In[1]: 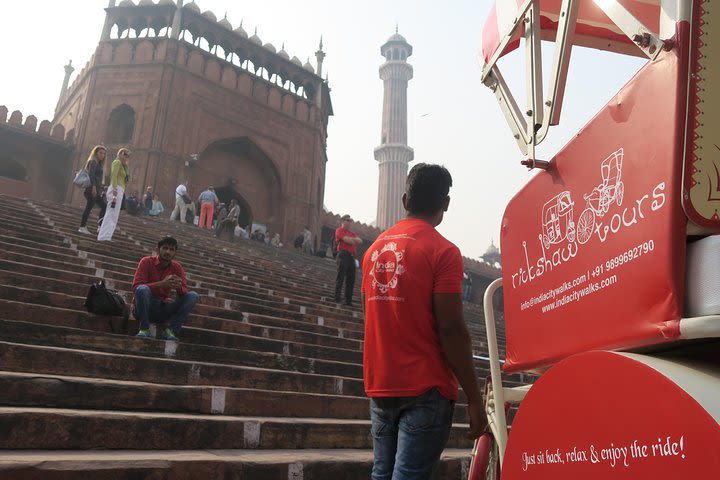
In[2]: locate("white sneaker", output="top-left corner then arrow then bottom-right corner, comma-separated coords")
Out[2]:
78,227 -> 90,234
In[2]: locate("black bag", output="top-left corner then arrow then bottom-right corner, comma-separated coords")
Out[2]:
84,280 -> 130,334
293,235 -> 304,249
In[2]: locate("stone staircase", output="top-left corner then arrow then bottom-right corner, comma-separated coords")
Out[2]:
0,194 -> 520,479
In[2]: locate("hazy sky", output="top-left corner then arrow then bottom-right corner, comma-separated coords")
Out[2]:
0,0 -> 645,259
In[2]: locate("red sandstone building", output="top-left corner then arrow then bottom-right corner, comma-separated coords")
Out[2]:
2,0 -> 331,241
0,0 -> 501,298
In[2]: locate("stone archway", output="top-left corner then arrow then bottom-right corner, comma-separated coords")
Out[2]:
191,138 -> 283,233
214,185 -> 252,228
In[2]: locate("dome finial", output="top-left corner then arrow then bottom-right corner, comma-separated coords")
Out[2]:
315,36 -> 326,76
395,23 -> 398,34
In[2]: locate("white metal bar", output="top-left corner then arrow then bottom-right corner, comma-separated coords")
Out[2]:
474,354 -> 505,364
593,0 -> 664,59
483,278 -> 509,464
678,315 -> 720,340
536,0 -> 579,143
503,384 -> 531,403
484,67 -> 531,155
525,3 -> 544,138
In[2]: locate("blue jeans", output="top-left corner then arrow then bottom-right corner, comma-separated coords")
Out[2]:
370,388 -> 455,480
132,285 -> 199,333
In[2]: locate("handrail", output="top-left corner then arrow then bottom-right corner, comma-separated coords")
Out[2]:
483,278 -> 509,465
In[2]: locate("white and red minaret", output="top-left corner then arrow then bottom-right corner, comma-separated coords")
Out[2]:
374,29 -> 414,230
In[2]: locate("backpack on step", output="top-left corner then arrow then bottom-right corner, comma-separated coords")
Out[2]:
84,280 -> 130,334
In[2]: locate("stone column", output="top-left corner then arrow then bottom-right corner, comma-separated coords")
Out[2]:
374,31 -> 414,230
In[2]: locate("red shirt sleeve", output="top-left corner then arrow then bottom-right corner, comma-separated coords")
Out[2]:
433,245 -> 463,294
132,257 -> 151,294
335,227 -> 343,245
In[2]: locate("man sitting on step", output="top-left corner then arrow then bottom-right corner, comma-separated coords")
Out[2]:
131,236 -> 199,341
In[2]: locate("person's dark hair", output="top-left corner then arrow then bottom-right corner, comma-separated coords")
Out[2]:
404,163 -> 452,214
157,236 -> 178,249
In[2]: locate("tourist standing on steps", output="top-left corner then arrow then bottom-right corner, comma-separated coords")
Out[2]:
334,214 -> 362,306
197,186 -> 218,229
142,186 -> 153,215
78,145 -> 107,234
97,148 -> 131,242
132,236 -> 199,341
462,270 -> 473,301
302,226 -> 313,255
362,164 -> 487,480
170,181 -> 195,223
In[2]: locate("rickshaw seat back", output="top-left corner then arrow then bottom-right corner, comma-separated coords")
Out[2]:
499,43 -> 687,373
495,1 -> 720,373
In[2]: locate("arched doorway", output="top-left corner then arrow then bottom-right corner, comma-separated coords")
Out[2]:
106,104 -> 135,144
191,137 -> 283,233
214,185 -> 252,228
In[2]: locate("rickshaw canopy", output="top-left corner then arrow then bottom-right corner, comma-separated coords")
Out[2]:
481,0 -> 664,66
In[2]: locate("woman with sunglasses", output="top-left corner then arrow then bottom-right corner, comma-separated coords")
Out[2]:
97,148 -> 131,242
78,145 -> 107,234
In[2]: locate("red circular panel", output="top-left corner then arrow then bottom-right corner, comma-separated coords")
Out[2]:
502,351 -> 720,479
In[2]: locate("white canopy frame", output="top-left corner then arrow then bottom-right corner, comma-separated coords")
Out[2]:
481,0 -> 670,169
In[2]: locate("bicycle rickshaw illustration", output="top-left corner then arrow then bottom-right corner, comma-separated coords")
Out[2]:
576,148 -> 625,244
540,191 -> 575,250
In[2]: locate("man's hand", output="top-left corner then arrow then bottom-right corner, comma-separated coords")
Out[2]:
343,236 -> 362,245
466,398 -> 488,439
159,275 -> 181,289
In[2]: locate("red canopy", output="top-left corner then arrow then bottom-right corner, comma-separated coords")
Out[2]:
481,0 -> 662,65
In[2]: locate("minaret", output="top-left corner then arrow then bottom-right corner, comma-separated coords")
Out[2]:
374,29 -> 414,230
315,37 -> 325,78
57,60 -> 75,105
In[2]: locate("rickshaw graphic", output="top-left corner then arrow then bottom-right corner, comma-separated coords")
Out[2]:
576,148 -> 625,244
540,191 -> 575,250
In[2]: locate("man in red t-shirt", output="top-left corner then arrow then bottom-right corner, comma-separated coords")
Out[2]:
334,214 -> 362,305
362,163 -> 486,479
131,236 -> 199,341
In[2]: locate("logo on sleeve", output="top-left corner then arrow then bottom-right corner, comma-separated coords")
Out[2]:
369,242 -> 406,293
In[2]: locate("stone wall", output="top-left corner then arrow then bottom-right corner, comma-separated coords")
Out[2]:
0,106 -> 74,201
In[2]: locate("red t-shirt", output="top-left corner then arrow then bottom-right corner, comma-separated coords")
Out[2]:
361,218 -> 463,400
335,226 -> 358,255
131,256 -> 189,303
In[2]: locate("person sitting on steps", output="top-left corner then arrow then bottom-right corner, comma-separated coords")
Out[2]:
131,236 -> 199,341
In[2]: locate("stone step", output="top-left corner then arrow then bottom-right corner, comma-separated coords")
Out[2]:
0,299 -> 363,361
0,449 -> 471,480
0,259 -> 362,340
0,261 -> 362,350
10,208 -> 363,310
0,341 -> 365,396
0,218 -> 366,322
0,318 -> 363,378
0,371 -> 371,419
0,247 -> 365,334
0,407 -> 473,450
